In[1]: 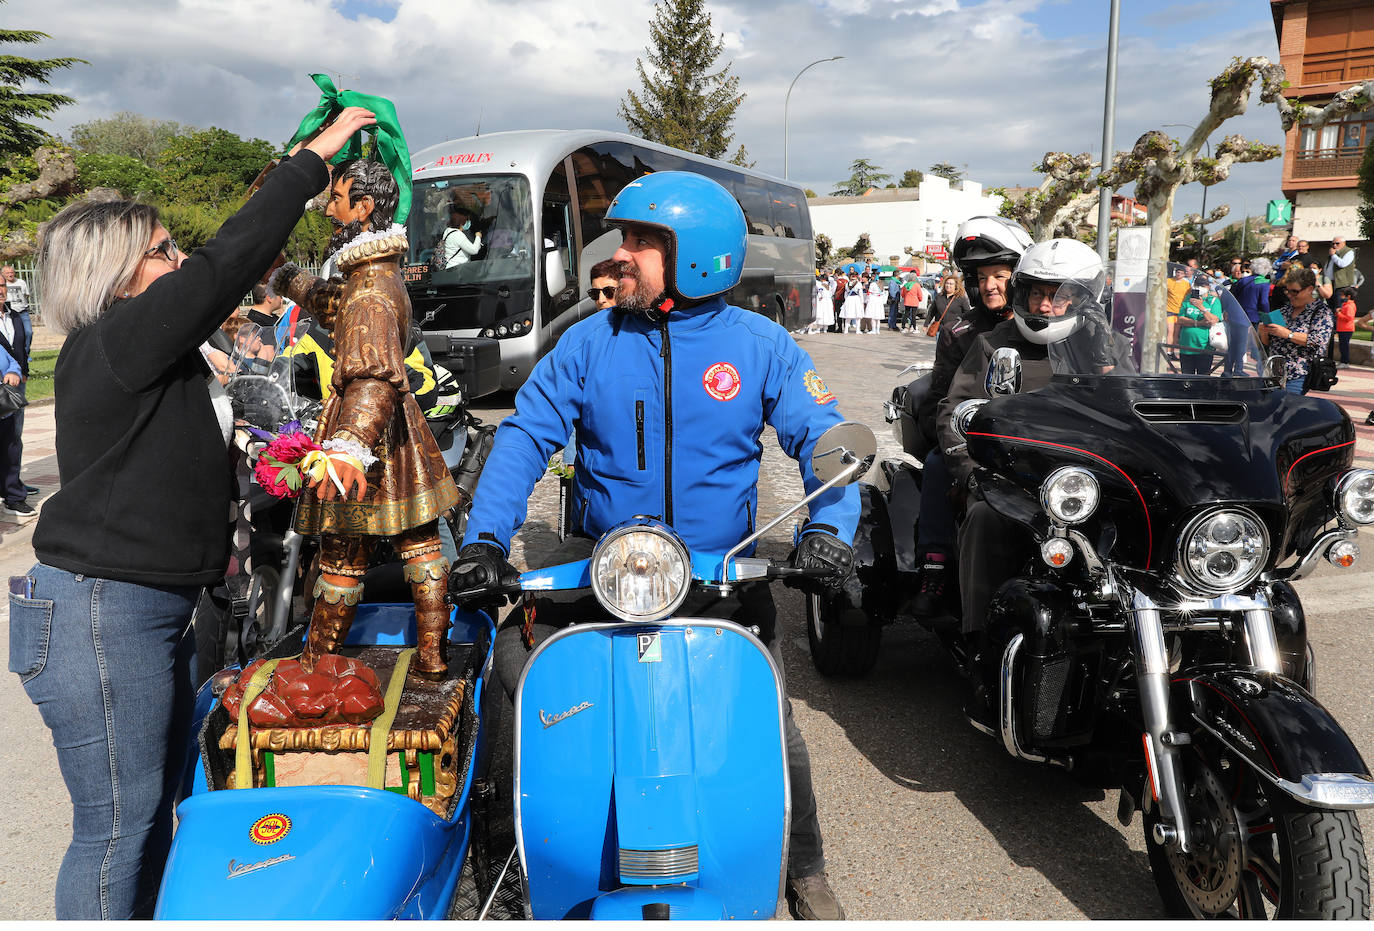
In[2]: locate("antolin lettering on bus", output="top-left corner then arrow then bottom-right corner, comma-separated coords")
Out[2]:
435,153 -> 493,167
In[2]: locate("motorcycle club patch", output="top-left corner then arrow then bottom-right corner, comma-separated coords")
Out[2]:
803,370 -> 835,404
703,361 -> 741,401
249,813 -> 291,845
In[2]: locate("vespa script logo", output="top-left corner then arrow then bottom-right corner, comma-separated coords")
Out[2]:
540,700 -> 594,729
227,853 -> 296,880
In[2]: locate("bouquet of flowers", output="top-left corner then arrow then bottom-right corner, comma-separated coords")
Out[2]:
252,422 -> 321,499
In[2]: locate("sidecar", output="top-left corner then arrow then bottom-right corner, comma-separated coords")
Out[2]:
156,604 -> 495,920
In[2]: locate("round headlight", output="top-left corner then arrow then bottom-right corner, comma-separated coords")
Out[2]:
1040,466 -> 1100,525
590,523 -> 691,622
1176,507 -> 1269,596
1336,469 -> 1374,525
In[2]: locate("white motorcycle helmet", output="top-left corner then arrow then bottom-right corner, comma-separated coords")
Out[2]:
951,216 -> 1033,279
1009,238 -> 1107,345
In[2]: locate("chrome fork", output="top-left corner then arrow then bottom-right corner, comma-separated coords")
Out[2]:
1127,587 -> 1192,852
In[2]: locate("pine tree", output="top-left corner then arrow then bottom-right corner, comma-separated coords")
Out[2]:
0,2 -> 86,160
618,0 -> 749,163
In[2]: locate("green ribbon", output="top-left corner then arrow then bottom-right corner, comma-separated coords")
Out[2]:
286,73 -> 413,225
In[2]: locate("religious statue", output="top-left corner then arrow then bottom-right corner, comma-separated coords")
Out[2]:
272,158 -> 460,679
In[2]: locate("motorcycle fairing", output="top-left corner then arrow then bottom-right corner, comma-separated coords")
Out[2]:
515,619 -> 789,920
967,377 -> 1354,570
1174,669 -> 1374,809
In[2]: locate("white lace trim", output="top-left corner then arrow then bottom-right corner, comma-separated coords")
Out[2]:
324,437 -> 379,470
333,223 -> 408,269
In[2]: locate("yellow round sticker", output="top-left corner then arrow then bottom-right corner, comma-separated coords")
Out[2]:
249,813 -> 291,845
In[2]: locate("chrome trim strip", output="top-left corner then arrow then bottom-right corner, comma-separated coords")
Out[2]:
620,845 -> 699,879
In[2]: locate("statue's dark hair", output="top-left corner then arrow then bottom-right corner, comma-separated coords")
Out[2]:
334,158 -> 398,229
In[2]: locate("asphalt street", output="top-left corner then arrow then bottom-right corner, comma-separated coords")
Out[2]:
2,324 -> 1373,919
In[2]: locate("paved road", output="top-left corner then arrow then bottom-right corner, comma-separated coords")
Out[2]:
2,327 -> 1373,918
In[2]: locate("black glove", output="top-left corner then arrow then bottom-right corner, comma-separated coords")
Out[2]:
787,532 -> 854,595
449,542 -> 519,606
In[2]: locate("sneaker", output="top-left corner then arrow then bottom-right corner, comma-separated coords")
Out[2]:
1366,411 -> 1374,427
910,556 -> 950,618
786,872 -> 845,921
3,500 -> 37,522
23,484 -> 38,496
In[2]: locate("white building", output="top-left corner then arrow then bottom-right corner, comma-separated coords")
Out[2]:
807,176 -> 1005,270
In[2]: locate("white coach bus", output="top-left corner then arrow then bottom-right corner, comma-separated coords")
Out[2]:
404,130 -> 815,392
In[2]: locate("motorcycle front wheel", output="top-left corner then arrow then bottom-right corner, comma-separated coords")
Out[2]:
805,592 -> 881,677
1144,742 -> 1370,919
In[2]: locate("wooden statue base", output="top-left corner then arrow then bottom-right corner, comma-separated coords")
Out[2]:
218,646 -> 467,817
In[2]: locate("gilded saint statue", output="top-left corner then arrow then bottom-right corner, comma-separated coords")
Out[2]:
272,159 -> 460,678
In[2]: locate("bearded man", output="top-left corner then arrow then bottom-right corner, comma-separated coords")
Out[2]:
272,158 -> 460,678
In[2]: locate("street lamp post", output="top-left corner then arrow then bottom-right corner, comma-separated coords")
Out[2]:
784,56 -> 843,180
1163,123 -> 1211,266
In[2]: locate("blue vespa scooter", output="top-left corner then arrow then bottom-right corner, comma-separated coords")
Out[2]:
460,422 -> 875,920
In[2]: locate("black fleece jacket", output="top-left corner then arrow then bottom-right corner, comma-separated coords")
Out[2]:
34,151 -> 330,586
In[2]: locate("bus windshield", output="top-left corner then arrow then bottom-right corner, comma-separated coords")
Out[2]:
405,175 -> 537,328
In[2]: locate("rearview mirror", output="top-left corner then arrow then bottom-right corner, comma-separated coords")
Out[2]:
544,247 -> 567,297
810,421 -> 876,486
986,347 -> 1022,396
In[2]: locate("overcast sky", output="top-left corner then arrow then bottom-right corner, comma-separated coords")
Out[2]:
12,0 -> 1286,233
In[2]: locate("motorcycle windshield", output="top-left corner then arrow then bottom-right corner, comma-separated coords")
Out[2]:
226,320 -> 320,432
1048,262 -> 1271,382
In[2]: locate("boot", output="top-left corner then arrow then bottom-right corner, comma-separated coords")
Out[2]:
407,555 -> 451,680
786,872 -> 846,920
302,577 -> 362,671
910,551 -> 952,619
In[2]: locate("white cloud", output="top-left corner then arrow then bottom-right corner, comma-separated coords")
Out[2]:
10,0 -> 1284,223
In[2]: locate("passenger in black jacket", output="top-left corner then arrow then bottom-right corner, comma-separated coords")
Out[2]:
908,216 -> 1032,617
14,108 -> 375,920
936,239 -> 1129,725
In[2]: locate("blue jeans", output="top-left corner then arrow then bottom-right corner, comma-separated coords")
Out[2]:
916,448 -> 956,554
1284,376 -> 1306,395
9,564 -> 198,919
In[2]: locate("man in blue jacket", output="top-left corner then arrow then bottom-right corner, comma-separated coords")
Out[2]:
454,171 -> 856,920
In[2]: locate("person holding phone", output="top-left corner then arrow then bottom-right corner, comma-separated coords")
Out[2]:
1258,266 -> 1334,395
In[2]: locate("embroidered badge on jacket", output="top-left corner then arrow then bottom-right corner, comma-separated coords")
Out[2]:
803,370 -> 835,404
703,361 -> 741,401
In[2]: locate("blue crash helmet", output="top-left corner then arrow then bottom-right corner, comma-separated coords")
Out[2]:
605,171 -> 747,301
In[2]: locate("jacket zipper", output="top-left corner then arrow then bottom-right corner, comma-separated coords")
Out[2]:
636,400 -> 646,470
659,320 -> 674,525
746,499 -> 753,534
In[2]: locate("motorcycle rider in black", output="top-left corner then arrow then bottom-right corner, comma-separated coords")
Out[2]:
910,217 -> 1032,616
937,238 -> 1131,724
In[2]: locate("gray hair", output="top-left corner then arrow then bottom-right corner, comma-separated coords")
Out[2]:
38,200 -> 160,335
1249,256 -> 1272,278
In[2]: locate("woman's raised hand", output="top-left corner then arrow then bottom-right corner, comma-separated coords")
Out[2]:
303,107 -> 378,163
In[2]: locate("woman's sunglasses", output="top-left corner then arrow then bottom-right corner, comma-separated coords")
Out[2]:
587,286 -> 617,301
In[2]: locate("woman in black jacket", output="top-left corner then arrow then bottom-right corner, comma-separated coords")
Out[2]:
12,108 -> 375,920
927,271 -> 971,332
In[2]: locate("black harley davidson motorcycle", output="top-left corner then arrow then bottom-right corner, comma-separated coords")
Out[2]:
809,264 -> 1374,918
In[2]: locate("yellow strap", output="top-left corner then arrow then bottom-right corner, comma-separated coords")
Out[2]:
234,658 -> 287,789
367,648 -> 416,790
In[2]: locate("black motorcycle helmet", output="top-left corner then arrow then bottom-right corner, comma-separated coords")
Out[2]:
951,216 -> 1033,312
